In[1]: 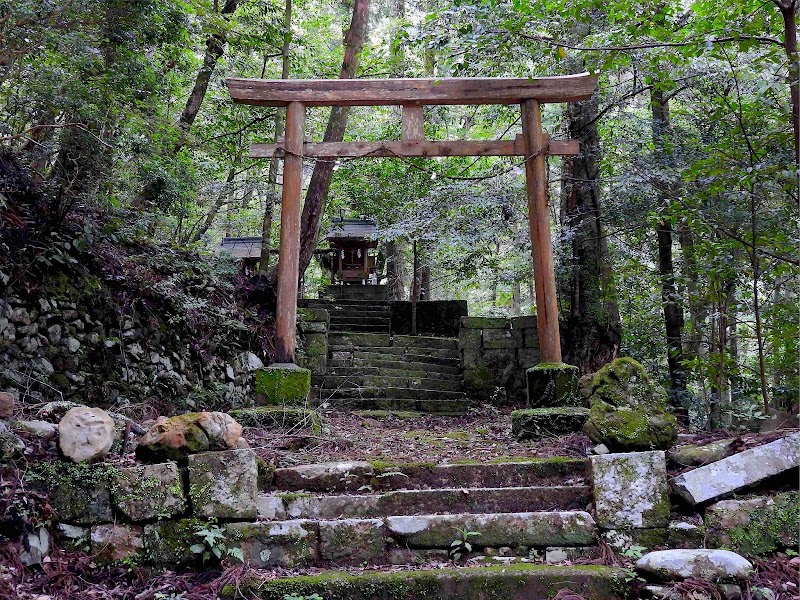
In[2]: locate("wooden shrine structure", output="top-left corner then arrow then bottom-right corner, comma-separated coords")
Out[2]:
227,74 -> 597,364
323,218 -> 380,285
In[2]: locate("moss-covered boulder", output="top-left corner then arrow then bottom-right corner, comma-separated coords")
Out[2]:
511,407 -> 589,440
254,363 -> 311,406
580,358 -> 677,451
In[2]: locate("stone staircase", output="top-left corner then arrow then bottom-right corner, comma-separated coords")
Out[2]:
303,298 -> 469,413
228,457 -> 625,599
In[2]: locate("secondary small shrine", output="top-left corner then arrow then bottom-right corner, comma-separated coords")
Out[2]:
323,218 -> 379,285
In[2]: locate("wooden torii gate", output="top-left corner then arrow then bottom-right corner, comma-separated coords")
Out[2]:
227,74 -> 597,365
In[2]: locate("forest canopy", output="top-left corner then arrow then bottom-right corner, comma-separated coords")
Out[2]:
1,0 -> 798,428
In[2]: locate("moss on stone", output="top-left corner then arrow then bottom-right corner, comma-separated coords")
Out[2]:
254,364 -> 311,406
578,357 -> 667,410
584,400 -> 677,451
511,407 -> 589,440
720,492 -> 799,556
303,333 -> 328,357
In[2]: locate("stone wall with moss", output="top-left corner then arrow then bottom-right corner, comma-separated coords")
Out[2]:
0,265 -> 267,411
459,316 -> 540,404
295,307 -> 329,375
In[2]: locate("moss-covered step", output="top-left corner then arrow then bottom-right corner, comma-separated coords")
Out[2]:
385,511 -> 596,548
224,564 -> 626,600
313,374 -> 463,393
258,485 -> 592,520
351,357 -> 460,375
228,407 -> 325,434
254,363 -> 311,406
511,407 -> 590,440
526,362 -> 582,407
322,386 -> 467,401
328,332 -> 392,348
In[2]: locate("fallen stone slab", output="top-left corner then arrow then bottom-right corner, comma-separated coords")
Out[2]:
671,432 -> 800,505
226,564 -> 628,600
592,451 -> 670,530
705,492 -> 798,556
385,511 -> 597,548
667,438 -> 737,467
636,549 -> 753,581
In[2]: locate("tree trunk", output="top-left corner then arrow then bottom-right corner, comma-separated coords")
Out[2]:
778,0 -> 800,164
386,239 -> 406,300
259,0 -> 292,275
276,0 -> 371,285
559,91 -> 622,373
189,157 -> 238,244
650,89 -> 687,396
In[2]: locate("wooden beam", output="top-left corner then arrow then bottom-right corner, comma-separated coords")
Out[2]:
227,74 -> 597,107
402,104 -> 424,140
250,137 -> 579,159
274,101 -> 305,364
521,98 -> 562,364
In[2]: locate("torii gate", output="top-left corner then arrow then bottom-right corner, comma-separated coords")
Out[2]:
227,74 -> 597,365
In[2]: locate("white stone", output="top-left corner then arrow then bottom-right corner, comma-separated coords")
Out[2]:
257,495 -> 287,520
58,407 -> 115,462
64,337 -> 80,353
636,549 -> 753,581
591,451 -> 669,529
672,432 -> 800,505
19,528 -> 49,566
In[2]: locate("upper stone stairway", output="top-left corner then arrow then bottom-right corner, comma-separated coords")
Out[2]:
303,298 -> 469,413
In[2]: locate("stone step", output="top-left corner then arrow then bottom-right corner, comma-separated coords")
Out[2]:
318,386 -> 467,401
393,335 -> 459,350
329,346 -> 461,362
304,298 -> 390,305
225,512 -> 597,569
328,332 -> 392,348
328,323 -> 390,333
329,315 -> 391,325
327,365 -> 462,381
340,358 -> 460,375
228,564 -> 625,599
268,458 -> 589,492
313,396 -> 469,414
313,375 -> 464,393
258,485 -> 592,520
349,350 -> 460,366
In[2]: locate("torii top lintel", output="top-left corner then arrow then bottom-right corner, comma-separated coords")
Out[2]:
226,73 -> 596,107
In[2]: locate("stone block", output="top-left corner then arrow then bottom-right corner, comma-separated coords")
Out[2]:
672,432 -> 800,505
526,363 -> 581,408
483,327 -> 522,349
298,320 -> 327,333
510,316 -> 538,330
705,492 -> 798,556
319,518 -> 385,564
517,347 -> 540,369
188,448 -> 257,519
668,439 -> 736,467
226,520 -> 318,567
303,333 -> 328,357
545,546 -> 599,564
296,307 -> 330,324
602,528 -> 669,553
385,511 -> 596,548
591,451 -> 670,530
461,316 -> 509,329
328,332 -> 391,348
511,407 -> 589,441
112,462 -> 186,522
47,464 -> 113,524
255,363 -> 311,406
458,329 -> 482,351
461,349 -> 483,370
523,328 -> 540,348
91,524 -> 144,564
143,519 -> 201,566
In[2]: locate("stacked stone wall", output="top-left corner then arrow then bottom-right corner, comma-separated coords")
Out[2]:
459,316 -> 540,404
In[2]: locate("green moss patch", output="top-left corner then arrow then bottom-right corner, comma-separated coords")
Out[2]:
511,407 -> 589,441
254,364 -> 311,406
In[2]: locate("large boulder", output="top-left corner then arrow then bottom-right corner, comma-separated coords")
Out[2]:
58,407 -> 116,463
580,358 -> 677,451
135,411 -> 242,461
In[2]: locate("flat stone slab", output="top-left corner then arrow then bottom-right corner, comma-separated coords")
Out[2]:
385,511 -> 597,548
671,432 -> 800,505
239,564 -> 627,600
636,549 -> 753,581
592,451 -> 670,529
318,518 -> 385,564
272,461 -> 374,492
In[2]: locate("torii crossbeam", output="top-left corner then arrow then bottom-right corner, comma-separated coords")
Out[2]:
226,73 -> 598,365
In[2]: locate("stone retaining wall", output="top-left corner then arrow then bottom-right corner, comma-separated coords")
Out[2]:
459,316 -> 540,404
296,307 -> 329,375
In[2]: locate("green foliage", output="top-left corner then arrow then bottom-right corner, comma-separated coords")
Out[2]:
190,523 -> 244,565
449,528 -> 481,560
